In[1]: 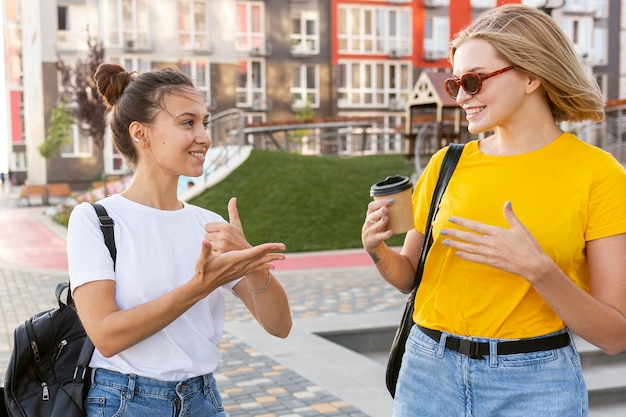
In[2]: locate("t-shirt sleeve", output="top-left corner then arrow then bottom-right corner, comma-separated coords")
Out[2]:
67,202 -> 116,293
586,155 -> 626,241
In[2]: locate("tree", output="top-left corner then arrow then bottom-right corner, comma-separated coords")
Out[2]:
39,102 -> 72,204
56,36 -> 107,184
39,102 -> 72,159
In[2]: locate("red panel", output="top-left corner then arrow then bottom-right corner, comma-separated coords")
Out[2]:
10,90 -> 22,143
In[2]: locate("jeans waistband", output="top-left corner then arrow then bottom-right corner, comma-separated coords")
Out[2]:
417,325 -> 571,359
92,368 -> 214,398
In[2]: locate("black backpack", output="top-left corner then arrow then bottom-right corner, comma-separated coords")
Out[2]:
2,203 -> 116,417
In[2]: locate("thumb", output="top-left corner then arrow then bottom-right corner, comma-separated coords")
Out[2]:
502,201 -> 521,229
228,197 -> 243,229
200,238 -> 213,258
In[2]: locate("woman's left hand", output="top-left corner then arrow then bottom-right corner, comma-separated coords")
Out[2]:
203,197 -> 253,254
441,201 -> 551,282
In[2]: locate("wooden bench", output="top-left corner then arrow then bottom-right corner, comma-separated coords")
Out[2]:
17,183 -> 72,206
47,183 -> 72,203
18,185 -> 47,206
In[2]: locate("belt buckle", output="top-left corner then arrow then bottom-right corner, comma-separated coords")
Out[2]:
458,339 -> 483,359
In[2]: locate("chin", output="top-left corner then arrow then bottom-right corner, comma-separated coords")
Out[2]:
467,123 -> 491,135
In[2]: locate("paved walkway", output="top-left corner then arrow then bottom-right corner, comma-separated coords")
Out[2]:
0,190 -> 403,417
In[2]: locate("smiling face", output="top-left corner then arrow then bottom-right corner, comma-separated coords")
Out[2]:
451,39 -> 526,135
140,87 -> 212,179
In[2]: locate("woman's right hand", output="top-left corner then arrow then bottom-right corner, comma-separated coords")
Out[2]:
361,198 -> 395,252
192,239 -> 285,296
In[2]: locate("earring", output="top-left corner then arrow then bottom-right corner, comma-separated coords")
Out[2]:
134,138 -> 140,143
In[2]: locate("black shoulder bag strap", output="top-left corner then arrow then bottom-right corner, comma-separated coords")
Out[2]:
386,143 -> 465,398
73,203 -> 117,382
413,142 -> 465,290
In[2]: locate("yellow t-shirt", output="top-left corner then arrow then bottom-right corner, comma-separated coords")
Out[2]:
412,133 -> 626,338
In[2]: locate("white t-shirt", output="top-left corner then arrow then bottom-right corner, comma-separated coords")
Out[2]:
67,194 -> 241,381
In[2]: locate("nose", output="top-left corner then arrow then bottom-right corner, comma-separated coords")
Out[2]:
199,127 -> 212,148
455,86 -> 472,104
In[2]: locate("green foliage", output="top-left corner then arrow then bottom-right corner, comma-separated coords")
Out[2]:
190,150 -> 416,252
39,102 -> 73,159
290,97 -> 316,146
295,96 -> 316,121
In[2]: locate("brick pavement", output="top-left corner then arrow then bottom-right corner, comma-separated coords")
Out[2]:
0,197 -> 404,417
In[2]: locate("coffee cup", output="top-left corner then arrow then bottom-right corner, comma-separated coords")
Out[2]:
370,175 -> 414,235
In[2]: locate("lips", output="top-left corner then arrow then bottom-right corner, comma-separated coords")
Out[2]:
189,149 -> 207,160
465,107 -> 484,116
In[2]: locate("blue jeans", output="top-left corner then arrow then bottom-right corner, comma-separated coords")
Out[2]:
86,368 -> 227,417
393,325 -> 588,417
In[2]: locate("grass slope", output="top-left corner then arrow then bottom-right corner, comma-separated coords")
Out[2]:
190,150 -> 416,253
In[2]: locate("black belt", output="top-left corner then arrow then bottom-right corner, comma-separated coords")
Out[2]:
417,325 -> 571,359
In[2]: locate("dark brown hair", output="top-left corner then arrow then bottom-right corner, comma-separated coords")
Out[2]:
94,64 -> 196,168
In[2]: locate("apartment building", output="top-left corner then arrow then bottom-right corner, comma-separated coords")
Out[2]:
0,0 -> 620,189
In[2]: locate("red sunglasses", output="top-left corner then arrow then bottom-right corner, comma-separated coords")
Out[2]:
444,66 -> 514,99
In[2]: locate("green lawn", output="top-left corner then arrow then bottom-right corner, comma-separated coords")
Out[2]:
189,150 -> 419,253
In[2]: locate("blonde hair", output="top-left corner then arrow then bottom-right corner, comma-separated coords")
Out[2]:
449,4 -> 605,123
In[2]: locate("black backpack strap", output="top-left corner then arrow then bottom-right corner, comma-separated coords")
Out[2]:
72,203 -> 118,383
413,143 -> 465,289
91,203 -> 117,268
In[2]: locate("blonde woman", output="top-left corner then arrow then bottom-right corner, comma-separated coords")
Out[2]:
362,5 -> 626,416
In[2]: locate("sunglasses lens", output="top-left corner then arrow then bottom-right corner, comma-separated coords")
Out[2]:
461,74 -> 481,95
445,80 -> 459,98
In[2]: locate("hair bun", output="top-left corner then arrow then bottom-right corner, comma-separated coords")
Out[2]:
94,63 -> 134,107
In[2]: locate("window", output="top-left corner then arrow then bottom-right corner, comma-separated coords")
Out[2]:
337,60 -> 410,108
57,5 -> 73,47
291,64 -> 319,108
58,6 -> 69,31
178,0 -> 209,51
108,56 -> 151,73
562,17 -> 593,58
290,11 -> 319,55
235,1 -> 265,52
236,59 -> 265,107
178,59 -> 211,104
105,0 -> 150,50
424,16 -> 449,58
61,124 -> 93,158
338,5 -> 411,55
470,0 -> 496,8
103,130 -> 128,174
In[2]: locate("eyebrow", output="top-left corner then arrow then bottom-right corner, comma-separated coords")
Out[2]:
171,111 -> 210,120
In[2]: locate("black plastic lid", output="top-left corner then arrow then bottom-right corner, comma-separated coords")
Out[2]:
370,175 -> 412,197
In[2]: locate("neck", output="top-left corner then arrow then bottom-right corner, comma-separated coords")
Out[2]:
122,172 -> 183,210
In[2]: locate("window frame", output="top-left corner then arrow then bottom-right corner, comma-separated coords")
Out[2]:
337,5 -> 412,55
290,10 -> 320,55
235,1 -> 266,52
104,0 -> 151,50
178,0 -> 210,51
291,64 -> 320,108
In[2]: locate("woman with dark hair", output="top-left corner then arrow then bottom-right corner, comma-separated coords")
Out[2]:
67,64 -> 291,417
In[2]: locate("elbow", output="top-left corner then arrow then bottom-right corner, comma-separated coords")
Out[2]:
267,319 -> 292,339
599,343 -> 626,356
93,341 -> 120,358
89,335 -> 123,358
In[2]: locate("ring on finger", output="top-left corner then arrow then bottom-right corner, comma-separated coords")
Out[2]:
367,214 -> 377,224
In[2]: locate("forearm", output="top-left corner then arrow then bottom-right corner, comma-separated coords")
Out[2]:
368,242 -> 416,293
240,271 -> 292,338
530,259 -> 626,355
88,280 -> 213,357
